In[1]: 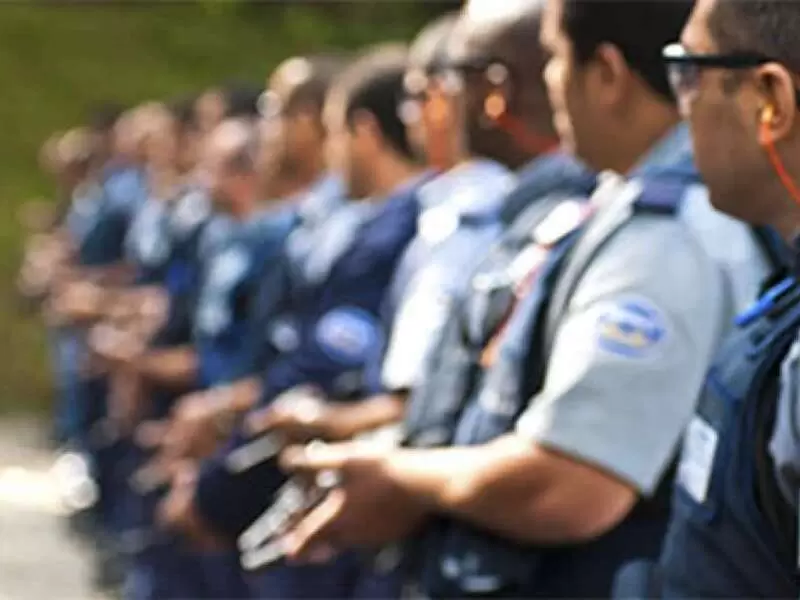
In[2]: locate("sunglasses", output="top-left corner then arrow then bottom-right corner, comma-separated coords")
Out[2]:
403,58 -> 512,100
662,43 -> 800,106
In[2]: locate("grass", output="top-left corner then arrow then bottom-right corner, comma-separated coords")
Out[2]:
0,2 -> 447,414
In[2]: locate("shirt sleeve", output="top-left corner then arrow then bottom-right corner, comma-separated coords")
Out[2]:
515,217 -> 726,495
380,262 -> 454,391
259,302 -> 386,403
382,226 -> 502,391
770,336 -> 800,508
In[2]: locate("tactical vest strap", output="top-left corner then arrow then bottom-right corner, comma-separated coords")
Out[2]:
632,179 -> 686,215
752,226 -> 793,273
543,176 -> 689,359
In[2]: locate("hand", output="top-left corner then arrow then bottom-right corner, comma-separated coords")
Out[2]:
134,287 -> 169,339
160,391 -> 234,461
278,442 -> 428,562
46,280 -> 103,325
88,323 -> 145,368
245,387 -> 332,444
156,460 -> 229,551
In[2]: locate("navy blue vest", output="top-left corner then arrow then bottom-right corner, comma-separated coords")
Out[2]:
404,179 -> 690,599
150,209 -> 217,348
615,278 -> 800,599
194,208 -> 295,388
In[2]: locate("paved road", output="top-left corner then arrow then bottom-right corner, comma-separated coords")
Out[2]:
0,418 -> 104,600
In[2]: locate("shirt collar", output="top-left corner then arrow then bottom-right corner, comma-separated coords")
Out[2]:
418,159 -> 514,217
296,174 -> 345,219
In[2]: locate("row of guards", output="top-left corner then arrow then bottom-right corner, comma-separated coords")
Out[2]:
15,0 -> 800,598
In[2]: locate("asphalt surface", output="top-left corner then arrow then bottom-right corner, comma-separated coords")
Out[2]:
0,418 -> 105,600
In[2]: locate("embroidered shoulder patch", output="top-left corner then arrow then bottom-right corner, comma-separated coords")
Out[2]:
595,296 -> 669,358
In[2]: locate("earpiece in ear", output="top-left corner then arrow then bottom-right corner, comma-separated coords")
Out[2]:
484,92 -> 507,121
759,105 -> 775,145
484,63 -> 510,122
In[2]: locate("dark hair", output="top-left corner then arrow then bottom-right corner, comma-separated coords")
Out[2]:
224,84 -> 263,119
168,96 -> 198,129
562,0 -> 694,101
336,45 -> 415,160
87,103 -> 125,133
281,54 -> 349,114
709,1 -> 800,73
410,12 -> 460,73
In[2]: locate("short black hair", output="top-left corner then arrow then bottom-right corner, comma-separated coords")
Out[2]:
281,55 -> 350,115
224,84 -> 263,119
562,0 -> 694,102
335,44 -> 415,160
409,12 -> 460,73
168,96 -> 198,129
709,1 -> 800,73
87,103 -> 125,134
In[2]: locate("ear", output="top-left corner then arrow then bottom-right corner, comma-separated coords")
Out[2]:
350,109 -> 382,148
754,63 -> 798,144
590,42 -> 634,109
293,104 -> 325,138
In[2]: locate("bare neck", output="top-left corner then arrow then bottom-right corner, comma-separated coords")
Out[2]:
603,100 -> 680,176
365,154 -> 424,200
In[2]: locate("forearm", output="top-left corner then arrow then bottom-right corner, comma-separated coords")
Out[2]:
81,262 -> 138,286
384,435 -> 636,545
221,377 -> 263,414
136,346 -> 198,389
329,392 -> 407,441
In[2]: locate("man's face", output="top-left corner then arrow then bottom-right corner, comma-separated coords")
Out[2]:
677,0 -> 772,221
402,65 -> 465,169
322,93 -> 365,199
540,0 -> 607,170
144,114 -> 180,174
195,90 -> 227,138
323,93 -> 374,199
259,69 -> 324,184
176,126 -> 201,175
199,136 -> 236,213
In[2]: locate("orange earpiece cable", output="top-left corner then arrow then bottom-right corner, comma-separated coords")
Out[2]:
485,89 -> 559,156
761,118 -> 800,207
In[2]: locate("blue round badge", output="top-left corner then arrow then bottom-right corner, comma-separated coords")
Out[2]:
595,298 -> 668,358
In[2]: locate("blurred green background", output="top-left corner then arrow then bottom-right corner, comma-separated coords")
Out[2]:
0,2 -> 457,415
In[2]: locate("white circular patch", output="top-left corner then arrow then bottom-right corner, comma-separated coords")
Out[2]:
315,307 -> 381,365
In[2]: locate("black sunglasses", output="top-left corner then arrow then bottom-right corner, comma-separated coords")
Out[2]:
402,57 -> 514,104
662,43 -> 800,106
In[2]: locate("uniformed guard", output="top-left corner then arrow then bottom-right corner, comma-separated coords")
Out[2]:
243,0 -> 596,477
103,118 -> 294,600
275,0 -> 777,598
158,45 -> 432,600
44,108 -> 149,592
612,0 -> 800,596
125,55 -> 350,475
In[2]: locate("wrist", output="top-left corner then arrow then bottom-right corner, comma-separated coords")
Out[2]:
381,450 -> 438,516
